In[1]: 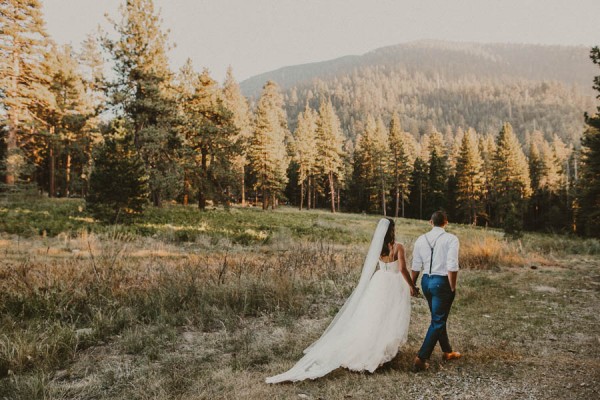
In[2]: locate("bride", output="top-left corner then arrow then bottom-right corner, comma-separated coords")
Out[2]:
266,218 -> 417,383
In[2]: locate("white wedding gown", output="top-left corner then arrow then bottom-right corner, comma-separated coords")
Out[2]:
265,258 -> 411,383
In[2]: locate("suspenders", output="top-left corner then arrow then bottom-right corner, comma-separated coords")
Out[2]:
424,232 -> 446,275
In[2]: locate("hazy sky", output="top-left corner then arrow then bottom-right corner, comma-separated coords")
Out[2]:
43,0 -> 600,82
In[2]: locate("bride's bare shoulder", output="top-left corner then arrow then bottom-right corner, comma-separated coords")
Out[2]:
394,242 -> 405,253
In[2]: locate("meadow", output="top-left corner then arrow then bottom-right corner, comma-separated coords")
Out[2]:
0,197 -> 599,399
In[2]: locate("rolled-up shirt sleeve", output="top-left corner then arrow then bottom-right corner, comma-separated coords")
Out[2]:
447,236 -> 460,272
411,238 -> 423,272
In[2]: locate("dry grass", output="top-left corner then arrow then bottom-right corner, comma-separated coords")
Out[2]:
1,201 -> 599,399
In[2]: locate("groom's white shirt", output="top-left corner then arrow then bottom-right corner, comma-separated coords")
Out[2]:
411,226 -> 459,276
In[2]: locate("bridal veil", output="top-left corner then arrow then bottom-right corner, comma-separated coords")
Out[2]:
265,219 -> 391,383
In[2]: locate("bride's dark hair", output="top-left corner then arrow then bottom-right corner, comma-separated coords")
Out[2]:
380,218 -> 395,257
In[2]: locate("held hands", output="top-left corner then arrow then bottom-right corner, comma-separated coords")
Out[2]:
409,285 -> 421,297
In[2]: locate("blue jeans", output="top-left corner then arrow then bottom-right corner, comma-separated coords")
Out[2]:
418,274 -> 455,360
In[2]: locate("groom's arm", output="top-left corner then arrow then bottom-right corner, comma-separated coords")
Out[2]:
448,271 -> 458,292
410,238 -> 423,286
447,236 -> 460,292
410,270 -> 420,286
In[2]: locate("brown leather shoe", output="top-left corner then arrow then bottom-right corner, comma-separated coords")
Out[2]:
412,356 -> 429,372
442,351 -> 462,361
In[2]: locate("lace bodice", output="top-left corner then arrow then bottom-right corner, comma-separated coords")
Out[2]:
378,259 -> 399,273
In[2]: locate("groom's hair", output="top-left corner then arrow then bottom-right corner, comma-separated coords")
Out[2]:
431,211 -> 448,227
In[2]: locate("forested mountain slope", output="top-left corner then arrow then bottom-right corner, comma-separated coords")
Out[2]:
241,40 -> 597,145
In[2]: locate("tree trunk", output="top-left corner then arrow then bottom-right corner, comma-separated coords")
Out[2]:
5,120 -> 18,186
262,179 -> 267,210
299,179 -> 304,210
241,165 -> 246,206
198,179 -> 206,209
183,170 -> 189,206
401,191 -> 405,218
271,193 -> 275,210
380,177 -> 386,216
419,180 -> 423,219
337,185 -> 341,212
5,49 -> 20,185
312,177 -> 317,209
394,184 -> 400,218
49,134 -> 56,197
153,190 -> 162,207
328,171 -> 336,213
307,176 -> 311,209
379,158 -> 386,216
198,148 -> 208,209
65,148 -> 71,198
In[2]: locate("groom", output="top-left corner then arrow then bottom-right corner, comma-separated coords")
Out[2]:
410,211 -> 461,371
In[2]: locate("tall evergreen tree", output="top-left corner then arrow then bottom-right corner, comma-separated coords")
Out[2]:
0,0 -> 53,185
425,147 -> 447,217
374,117 -> 390,215
78,34 -> 105,196
181,68 -> 238,209
248,81 -> 290,210
492,122 -> 531,236
407,157 -> 427,219
44,44 -> 94,197
103,0 -> 179,206
479,133 -> 496,225
315,99 -> 345,212
455,129 -> 484,224
420,129 -> 448,217
576,46 -> 600,237
175,58 -> 197,206
388,112 -> 414,217
293,103 -> 318,210
353,115 -> 389,214
222,66 -> 252,205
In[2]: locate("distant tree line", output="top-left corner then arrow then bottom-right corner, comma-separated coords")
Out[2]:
1,0 -> 598,237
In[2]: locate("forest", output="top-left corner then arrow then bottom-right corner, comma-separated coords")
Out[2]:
1,0 -> 599,237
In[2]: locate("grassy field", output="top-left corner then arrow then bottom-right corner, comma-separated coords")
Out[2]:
1,198 -> 599,399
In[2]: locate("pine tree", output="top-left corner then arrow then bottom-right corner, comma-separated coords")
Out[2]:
248,81 -> 290,210
79,33 -> 105,112
351,133 -> 373,212
44,44 -> 94,197
407,157 -> 427,219
426,147 -> 447,217
455,129 -> 484,224
374,117 -> 390,215
352,115 -> 389,214
103,0 -> 179,207
492,122 -> 531,236
388,112 -> 414,217
222,66 -> 252,205
87,120 -> 148,224
0,0 -> 53,185
175,58 -> 197,206
315,99 -> 345,212
420,128 -> 448,217
293,103 -> 318,210
181,68 -> 238,209
78,33 -> 105,196
479,133 -> 496,225
576,46 -> 600,237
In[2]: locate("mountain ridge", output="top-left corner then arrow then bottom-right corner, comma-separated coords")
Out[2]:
240,40 -> 595,98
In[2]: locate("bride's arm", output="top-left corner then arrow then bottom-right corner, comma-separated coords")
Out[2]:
396,244 -> 417,296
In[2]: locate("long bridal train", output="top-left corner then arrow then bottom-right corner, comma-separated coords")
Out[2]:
265,219 -> 411,383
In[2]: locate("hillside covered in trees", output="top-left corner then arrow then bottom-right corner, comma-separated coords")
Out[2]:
242,40 -> 597,146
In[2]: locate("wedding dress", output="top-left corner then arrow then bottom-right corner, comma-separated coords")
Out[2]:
265,219 -> 411,383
